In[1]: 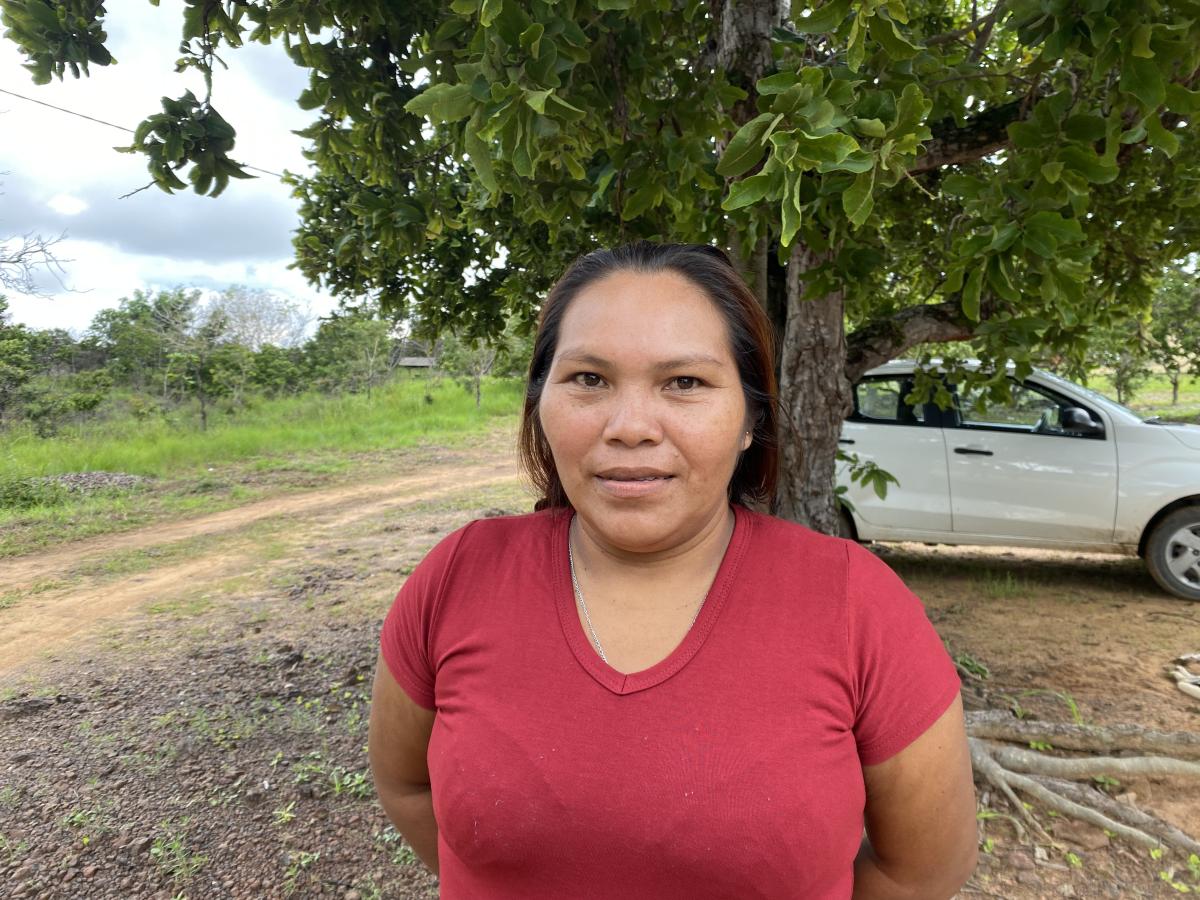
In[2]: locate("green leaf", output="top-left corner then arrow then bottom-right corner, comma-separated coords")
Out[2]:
792,0 -> 851,34
622,183 -> 660,219
1165,83 -> 1200,115
853,117 -> 886,138
716,113 -> 775,177
545,94 -> 587,121
479,0 -> 503,26
464,126 -> 499,195
1040,161 -> 1063,183
524,89 -> 552,114
1007,121 -> 1046,150
597,0 -> 633,8
449,0 -> 479,12
1145,115 -> 1180,158
1063,114 -> 1106,143
1120,56 -> 1166,110
892,83 -> 929,136
842,168 -> 875,227
404,83 -> 474,123
794,131 -> 858,166
757,71 -> 800,95
722,173 -> 773,210
1059,145 -> 1117,184
962,265 -> 983,321
781,187 -> 803,245
1131,24 -> 1154,59
868,15 -> 921,59
1026,210 -> 1083,247
520,23 -> 544,57
847,16 -> 866,72
989,222 -> 1020,252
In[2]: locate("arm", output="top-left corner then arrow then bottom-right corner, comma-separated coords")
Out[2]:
852,695 -> 978,900
368,652 -> 439,875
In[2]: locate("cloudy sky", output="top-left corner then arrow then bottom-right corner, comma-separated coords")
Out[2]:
0,5 -> 342,332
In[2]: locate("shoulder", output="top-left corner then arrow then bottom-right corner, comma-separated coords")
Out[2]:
737,506 -> 856,569
412,508 -> 562,578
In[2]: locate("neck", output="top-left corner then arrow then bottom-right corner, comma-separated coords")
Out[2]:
570,504 -> 737,581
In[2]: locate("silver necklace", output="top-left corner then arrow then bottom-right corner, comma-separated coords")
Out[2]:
567,521 -> 707,665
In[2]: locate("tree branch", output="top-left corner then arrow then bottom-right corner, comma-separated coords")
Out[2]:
844,299 -> 973,382
909,97 -> 1027,175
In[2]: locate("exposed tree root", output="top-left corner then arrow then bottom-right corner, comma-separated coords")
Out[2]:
964,711 -> 1200,854
966,709 -> 1200,758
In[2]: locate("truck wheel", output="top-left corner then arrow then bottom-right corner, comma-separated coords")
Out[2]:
1145,505 -> 1200,601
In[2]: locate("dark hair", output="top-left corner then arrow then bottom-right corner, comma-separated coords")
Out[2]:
518,241 -> 779,509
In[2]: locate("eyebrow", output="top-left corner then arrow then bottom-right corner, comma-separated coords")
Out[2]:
554,350 -> 728,370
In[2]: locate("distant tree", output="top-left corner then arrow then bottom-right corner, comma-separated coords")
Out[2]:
250,344 -> 304,396
209,342 -> 256,408
0,296 -> 33,426
86,288 -> 200,396
1147,266 -> 1200,405
439,317 -> 532,408
208,286 -> 311,351
305,306 -> 398,397
1087,323 -> 1153,406
160,301 -> 229,431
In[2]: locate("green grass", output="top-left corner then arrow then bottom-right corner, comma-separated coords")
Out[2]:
1087,372 -> 1200,422
0,375 -> 522,480
0,376 -> 522,557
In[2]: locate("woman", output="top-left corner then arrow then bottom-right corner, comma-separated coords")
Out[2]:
369,242 -> 977,898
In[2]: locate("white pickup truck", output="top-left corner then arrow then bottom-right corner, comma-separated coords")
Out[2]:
837,361 -> 1200,601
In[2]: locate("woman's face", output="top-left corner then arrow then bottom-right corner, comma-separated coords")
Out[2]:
538,269 -> 751,555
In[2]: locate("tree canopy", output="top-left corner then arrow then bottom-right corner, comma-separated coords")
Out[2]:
3,0 -> 1198,527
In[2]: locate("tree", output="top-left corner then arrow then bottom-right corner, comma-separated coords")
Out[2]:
305,306 -> 398,398
1147,265 -> 1200,405
7,0 -> 1196,532
208,286 -> 311,351
7,0 -> 1200,850
0,295 -> 33,426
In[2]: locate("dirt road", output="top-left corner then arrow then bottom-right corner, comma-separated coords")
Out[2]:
0,458 -> 519,674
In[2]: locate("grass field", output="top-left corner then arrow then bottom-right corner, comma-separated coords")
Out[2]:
0,374 -> 523,480
0,375 -> 523,556
1089,372 -> 1200,422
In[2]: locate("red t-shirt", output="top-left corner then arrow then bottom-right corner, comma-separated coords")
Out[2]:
381,505 -> 960,899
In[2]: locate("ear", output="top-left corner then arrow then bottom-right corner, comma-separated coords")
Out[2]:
741,429 -> 753,451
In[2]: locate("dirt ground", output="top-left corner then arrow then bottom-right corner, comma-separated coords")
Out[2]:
1,433 -> 1198,899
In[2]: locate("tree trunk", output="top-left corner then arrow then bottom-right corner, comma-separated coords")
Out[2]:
475,374 -> 481,408
1171,371 -> 1180,405
774,244 -> 853,533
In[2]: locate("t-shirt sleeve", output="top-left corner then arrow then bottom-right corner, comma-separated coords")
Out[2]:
844,542 -> 961,766
379,525 -> 471,711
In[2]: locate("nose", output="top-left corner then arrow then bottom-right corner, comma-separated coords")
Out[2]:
601,388 -> 664,447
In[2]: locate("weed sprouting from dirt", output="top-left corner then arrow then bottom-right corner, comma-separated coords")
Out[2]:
149,818 -> 207,886
977,569 -> 1032,599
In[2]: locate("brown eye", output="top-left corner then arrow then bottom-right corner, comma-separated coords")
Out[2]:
671,376 -> 701,391
574,372 -> 604,388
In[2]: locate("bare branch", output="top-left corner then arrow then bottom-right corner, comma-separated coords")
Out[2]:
0,231 -> 69,296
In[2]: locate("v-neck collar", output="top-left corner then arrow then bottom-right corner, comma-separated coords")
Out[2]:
552,505 -> 751,695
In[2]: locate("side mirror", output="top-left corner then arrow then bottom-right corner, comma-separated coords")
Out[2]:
1061,407 -> 1103,435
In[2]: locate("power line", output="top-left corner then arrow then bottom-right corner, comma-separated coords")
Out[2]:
0,85 -> 284,179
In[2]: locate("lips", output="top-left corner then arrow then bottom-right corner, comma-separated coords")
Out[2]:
593,467 -> 675,499
595,468 -> 673,481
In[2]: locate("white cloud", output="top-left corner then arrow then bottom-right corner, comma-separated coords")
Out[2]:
46,193 -> 87,216
0,4 -> 342,330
